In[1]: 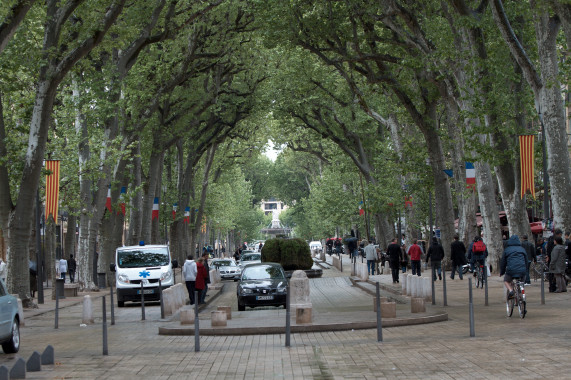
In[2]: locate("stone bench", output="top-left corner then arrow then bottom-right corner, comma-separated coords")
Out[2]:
211,310 -> 227,327
64,284 -> 79,297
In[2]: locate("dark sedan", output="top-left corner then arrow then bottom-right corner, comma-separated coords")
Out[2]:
237,263 -> 287,311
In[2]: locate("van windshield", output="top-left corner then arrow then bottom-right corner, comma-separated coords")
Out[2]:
117,247 -> 170,268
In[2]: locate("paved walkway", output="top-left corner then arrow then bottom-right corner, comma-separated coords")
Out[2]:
1,257 -> 570,379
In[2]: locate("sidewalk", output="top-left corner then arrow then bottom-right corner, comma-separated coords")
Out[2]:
2,262 -> 570,379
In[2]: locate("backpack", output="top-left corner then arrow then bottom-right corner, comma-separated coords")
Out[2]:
473,240 -> 486,253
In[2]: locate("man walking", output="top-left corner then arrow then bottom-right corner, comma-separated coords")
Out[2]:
426,237 -> 444,281
68,254 -> 77,283
520,235 -> 536,284
364,240 -> 380,276
450,234 -> 467,280
407,239 -> 423,276
200,252 -> 211,304
386,238 -> 401,283
182,254 -> 197,305
546,228 -> 563,292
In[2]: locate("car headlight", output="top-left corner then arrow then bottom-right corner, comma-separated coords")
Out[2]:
117,274 -> 130,284
277,286 -> 287,293
241,288 -> 253,294
160,270 -> 172,283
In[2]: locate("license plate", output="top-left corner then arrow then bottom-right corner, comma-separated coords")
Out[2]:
256,295 -> 273,300
137,289 -> 154,295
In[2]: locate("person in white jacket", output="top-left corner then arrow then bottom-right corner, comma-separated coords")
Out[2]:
182,254 -> 197,305
58,258 -> 68,282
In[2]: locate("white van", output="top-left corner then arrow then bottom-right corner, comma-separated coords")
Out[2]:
309,241 -> 323,251
110,244 -> 178,307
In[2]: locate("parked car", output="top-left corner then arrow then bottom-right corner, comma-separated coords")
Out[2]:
236,263 -> 287,311
0,279 -> 20,353
309,241 -> 322,251
211,259 -> 241,280
238,253 -> 261,269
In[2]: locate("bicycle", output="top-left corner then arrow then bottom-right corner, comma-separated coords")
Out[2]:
530,255 -> 549,282
506,277 -> 526,318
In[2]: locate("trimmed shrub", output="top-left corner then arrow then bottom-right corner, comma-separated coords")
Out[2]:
261,238 -> 313,271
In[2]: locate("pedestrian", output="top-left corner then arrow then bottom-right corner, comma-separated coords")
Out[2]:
258,242 -> 263,251
364,240 -> 379,276
450,234 -> 467,280
182,254 -> 197,305
195,257 -> 208,304
345,235 -> 359,259
221,245 -> 226,257
386,238 -> 401,283
407,239 -> 423,276
426,237 -> 444,281
549,235 -> 567,293
58,257 -> 68,282
546,228 -> 563,292
67,254 -> 77,283
0,258 -> 6,283
29,265 -> 37,298
520,235 -> 536,284
200,252 -> 211,304
233,248 -> 240,262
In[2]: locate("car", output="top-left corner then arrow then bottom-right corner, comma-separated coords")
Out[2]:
309,241 -> 322,251
211,259 -> 241,280
239,252 -> 261,269
236,263 -> 288,311
0,279 -> 20,353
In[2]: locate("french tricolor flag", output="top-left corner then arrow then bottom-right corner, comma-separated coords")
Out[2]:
466,162 -> 476,189
118,187 -> 126,216
152,197 -> 159,220
183,207 -> 190,224
172,203 -> 177,220
105,185 -> 112,213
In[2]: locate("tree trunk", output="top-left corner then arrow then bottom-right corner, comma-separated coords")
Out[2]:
45,218 -> 57,300
128,142 -> 143,245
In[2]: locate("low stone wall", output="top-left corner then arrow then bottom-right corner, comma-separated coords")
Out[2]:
332,256 -> 342,271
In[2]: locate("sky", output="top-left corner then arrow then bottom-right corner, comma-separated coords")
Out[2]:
263,140 -> 282,162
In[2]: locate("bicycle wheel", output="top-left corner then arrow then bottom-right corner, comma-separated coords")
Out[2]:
518,299 -> 526,318
506,291 -> 514,317
476,267 -> 482,289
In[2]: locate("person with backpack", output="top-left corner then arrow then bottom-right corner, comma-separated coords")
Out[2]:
468,236 -> 488,274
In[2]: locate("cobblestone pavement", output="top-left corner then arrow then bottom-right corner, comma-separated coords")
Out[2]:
1,257 -> 570,379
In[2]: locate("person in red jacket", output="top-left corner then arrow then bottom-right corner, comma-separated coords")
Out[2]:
407,239 -> 423,276
195,257 -> 208,305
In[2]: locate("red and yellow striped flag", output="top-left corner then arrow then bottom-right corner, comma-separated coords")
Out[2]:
519,135 -> 535,199
45,160 -> 61,222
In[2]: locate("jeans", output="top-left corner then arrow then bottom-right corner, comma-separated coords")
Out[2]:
69,270 -> 75,283
401,265 -> 407,273
390,262 -> 399,282
185,280 -> 196,305
450,264 -> 463,279
431,261 -> 442,281
60,272 -> 66,282
367,260 -> 376,275
200,283 -> 209,303
411,260 -> 421,276
470,255 -> 485,272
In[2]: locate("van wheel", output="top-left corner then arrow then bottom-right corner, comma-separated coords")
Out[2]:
118,301 -> 125,308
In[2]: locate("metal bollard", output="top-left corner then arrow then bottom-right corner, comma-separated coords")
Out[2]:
431,267 -> 435,305
484,265 -> 488,306
54,284 -> 59,329
159,279 -> 164,319
285,284 -> 291,347
376,282 -> 382,342
469,278 -> 475,337
110,284 -> 115,325
194,290 -> 200,352
140,282 -> 145,321
442,267 -> 447,306
102,296 -> 108,355
541,273 -> 545,305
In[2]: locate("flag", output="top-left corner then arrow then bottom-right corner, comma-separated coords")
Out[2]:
404,196 -> 413,208
184,207 -> 190,224
519,135 -> 535,199
45,160 -> 61,222
118,187 -> 126,215
105,185 -> 112,213
359,201 -> 364,216
443,169 -> 453,178
465,162 -> 475,189
152,197 -> 159,220
172,203 -> 177,220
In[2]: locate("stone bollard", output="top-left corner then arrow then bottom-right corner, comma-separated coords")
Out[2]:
217,306 -> 232,320
82,295 -> 94,324
211,310 -> 227,327
163,288 -> 174,317
410,276 -> 417,297
423,277 -> 432,301
411,297 -> 426,313
289,270 -> 312,314
373,296 -> 389,312
406,274 -> 412,296
401,274 -> 407,295
380,302 -> 397,318
295,307 -> 312,324
180,307 -> 195,325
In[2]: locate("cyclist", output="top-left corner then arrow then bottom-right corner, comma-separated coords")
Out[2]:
468,236 -> 488,275
499,235 -> 528,298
